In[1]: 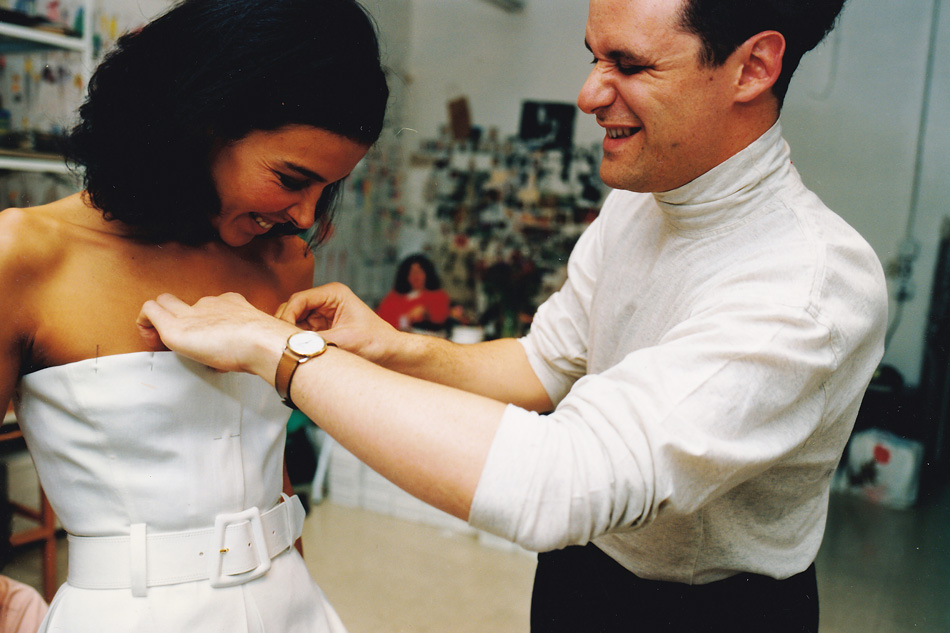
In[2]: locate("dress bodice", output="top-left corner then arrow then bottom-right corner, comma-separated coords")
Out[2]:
11,352 -> 348,632
14,351 -> 289,537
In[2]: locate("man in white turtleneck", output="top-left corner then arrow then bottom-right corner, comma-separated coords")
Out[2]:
138,0 -> 887,631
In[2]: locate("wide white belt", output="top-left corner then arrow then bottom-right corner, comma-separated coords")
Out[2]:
67,494 -> 305,596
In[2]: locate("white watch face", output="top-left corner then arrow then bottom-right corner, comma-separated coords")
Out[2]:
288,331 -> 327,356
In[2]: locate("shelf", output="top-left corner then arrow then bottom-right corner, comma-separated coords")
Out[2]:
0,151 -> 70,174
0,10 -> 92,175
0,21 -> 86,54
0,156 -> 70,174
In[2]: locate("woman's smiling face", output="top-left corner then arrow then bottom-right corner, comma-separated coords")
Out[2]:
209,125 -> 369,247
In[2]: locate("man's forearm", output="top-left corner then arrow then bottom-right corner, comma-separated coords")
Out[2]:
241,324 -> 539,520
286,343 -> 508,520
375,334 -> 554,412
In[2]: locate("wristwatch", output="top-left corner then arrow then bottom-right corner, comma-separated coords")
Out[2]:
275,331 -> 330,409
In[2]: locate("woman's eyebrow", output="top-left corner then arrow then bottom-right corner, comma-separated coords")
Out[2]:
281,161 -> 328,183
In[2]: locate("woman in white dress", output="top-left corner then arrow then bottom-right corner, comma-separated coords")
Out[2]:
0,0 -> 388,630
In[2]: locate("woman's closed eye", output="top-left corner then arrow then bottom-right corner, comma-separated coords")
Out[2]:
277,173 -> 309,191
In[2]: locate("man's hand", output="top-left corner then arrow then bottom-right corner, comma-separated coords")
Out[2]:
276,282 -> 399,364
137,293 -> 297,380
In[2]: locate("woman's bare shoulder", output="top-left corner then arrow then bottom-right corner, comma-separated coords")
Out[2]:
0,204 -> 73,356
0,205 -> 67,278
0,195 -> 96,273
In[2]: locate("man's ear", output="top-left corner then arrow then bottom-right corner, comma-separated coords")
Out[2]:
734,31 -> 785,103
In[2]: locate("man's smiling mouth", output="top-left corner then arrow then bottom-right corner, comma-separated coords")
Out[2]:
607,127 -> 640,139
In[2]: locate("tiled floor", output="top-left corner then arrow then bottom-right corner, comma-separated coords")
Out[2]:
4,485 -> 949,632
303,503 -> 536,633
816,481 -> 950,633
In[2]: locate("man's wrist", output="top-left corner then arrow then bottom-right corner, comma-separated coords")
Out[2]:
248,324 -> 301,385
274,330 -> 332,409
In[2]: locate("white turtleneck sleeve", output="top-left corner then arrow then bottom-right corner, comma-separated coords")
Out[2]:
467,124 -> 888,584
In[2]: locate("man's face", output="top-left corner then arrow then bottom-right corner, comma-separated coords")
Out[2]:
579,0 -> 738,193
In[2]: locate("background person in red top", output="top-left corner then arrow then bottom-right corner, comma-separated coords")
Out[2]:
376,254 -> 451,332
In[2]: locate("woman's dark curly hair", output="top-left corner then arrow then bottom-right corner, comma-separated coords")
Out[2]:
678,0 -> 848,106
63,0 -> 389,245
392,254 -> 442,294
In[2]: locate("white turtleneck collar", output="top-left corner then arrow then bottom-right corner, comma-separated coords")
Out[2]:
653,121 -> 792,233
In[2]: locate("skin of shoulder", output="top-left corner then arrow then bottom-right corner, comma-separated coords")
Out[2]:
0,205 -> 67,412
1,196 -> 315,381
0,205 -> 67,346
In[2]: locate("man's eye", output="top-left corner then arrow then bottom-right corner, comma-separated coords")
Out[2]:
590,57 -> 646,76
617,64 -> 646,76
278,174 -> 308,190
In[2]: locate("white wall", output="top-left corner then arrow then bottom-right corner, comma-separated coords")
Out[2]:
401,0 -> 598,144
388,0 -> 950,386
361,0 -> 413,73
782,0 -> 950,386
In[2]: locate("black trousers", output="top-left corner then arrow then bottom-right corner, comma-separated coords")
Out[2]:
531,543 -> 819,633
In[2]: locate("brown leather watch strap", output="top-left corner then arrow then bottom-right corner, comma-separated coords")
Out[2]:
275,347 -> 303,406
274,333 -> 331,410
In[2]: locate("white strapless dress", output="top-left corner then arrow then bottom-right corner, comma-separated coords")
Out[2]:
13,351 -> 347,632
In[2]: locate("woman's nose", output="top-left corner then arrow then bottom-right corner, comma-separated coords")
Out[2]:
287,187 -> 323,229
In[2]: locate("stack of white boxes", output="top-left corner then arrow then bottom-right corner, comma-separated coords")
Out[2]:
326,442 -> 532,555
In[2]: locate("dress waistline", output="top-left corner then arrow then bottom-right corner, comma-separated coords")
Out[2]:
66,494 -> 305,596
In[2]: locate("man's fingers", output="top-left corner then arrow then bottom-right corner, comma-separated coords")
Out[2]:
136,293 -> 201,348
153,292 -> 192,316
281,292 -> 320,324
137,298 -> 171,330
136,299 -> 173,350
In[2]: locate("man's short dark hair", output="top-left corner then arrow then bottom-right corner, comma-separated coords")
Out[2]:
678,0 -> 848,105
64,0 -> 390,246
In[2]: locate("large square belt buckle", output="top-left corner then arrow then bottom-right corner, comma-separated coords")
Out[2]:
208,507 -> 272,588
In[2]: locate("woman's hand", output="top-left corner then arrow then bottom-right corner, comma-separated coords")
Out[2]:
276,282 -> 400,364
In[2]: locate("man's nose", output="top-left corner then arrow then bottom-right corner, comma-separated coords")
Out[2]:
577,65 -> 613,114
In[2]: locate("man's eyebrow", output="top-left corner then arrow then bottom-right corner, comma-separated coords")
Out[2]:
281,161 -> 328,182
584,39 -> 650,65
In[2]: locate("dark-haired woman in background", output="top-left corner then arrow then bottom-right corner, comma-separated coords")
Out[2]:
0,0 -> 388,630
377,254 -> 451,332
